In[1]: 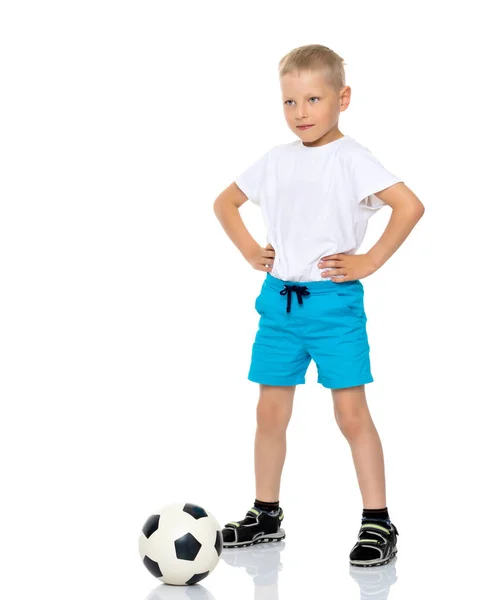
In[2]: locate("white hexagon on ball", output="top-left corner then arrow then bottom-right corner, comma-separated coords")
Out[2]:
139,502 -> 223,586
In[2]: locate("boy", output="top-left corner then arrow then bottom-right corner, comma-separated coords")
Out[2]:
213,44 -> 424,567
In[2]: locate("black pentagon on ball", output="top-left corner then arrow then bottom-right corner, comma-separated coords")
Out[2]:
183,503 -> 208,519
142,514 -> 160,539
185,570 -> 209,585
175,532 -> 202,561
214,530 -> 223,556
143,555 -> 162,578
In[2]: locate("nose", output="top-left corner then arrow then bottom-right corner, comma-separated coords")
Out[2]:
295,103 -> 309,119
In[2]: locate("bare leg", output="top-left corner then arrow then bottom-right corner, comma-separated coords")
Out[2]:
254,384 -> 296,502
331,385 -> 387,508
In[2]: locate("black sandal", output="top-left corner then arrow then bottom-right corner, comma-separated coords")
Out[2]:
349,520 -> 399,567
222,507 -> 286,548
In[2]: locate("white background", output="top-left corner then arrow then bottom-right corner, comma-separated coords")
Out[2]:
1,1 -> 478,598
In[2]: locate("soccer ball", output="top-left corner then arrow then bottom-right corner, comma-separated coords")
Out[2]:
139,502 -> 223,586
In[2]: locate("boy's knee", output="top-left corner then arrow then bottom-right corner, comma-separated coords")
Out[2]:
256,398 -> 292,432
335,407 -> 372,439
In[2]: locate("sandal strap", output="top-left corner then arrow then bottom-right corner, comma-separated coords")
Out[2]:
224,507 -> 260,529
360,522 -> 392,535
355,520 -> 399,555
224,506 -> 284,530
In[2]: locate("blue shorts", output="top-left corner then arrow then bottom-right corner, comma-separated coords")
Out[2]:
248,273 -> 374,389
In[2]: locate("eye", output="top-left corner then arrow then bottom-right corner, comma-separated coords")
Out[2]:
284,97 -> 320,106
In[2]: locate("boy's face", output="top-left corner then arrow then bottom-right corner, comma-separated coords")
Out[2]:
280,69 -> 350,144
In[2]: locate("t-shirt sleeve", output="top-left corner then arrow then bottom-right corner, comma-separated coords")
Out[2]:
234,149 -> 271,206
350,146 -> 403,210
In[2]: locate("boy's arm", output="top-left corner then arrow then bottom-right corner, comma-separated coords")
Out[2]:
319,182 -> 425,280
365,182 -> 425,270
213,182 -> 261,261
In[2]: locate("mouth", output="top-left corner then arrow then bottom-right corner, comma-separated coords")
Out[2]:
297,124 -> 314,130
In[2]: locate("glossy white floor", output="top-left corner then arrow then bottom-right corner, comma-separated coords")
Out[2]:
4,366 -> 476,599
142,540 -> 400,599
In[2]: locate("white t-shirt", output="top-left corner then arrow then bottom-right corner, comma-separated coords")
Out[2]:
234,134 -> 403,282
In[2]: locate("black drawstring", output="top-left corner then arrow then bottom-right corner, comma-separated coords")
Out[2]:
279,284 -> 310,313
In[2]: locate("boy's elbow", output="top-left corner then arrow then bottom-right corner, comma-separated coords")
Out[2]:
213,198 -> 224,215
404,194 -> 425,219
416,200 -> 425,218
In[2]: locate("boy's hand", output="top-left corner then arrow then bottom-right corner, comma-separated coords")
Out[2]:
317,253 -> 378,282
246,243 -> 275,272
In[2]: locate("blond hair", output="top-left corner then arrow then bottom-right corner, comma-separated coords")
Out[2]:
278,44 -> 346,93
